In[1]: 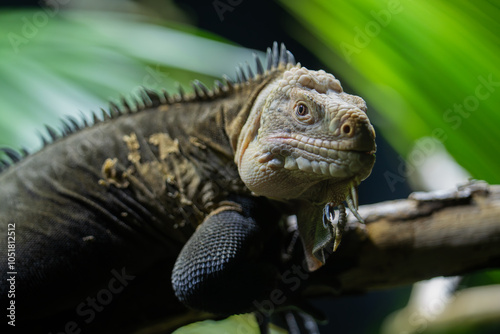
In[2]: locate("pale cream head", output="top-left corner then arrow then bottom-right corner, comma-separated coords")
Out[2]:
236,66 -> 376,205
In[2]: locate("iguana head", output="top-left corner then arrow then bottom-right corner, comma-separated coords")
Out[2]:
229,43 -> 376,271
235,65 -> 376,207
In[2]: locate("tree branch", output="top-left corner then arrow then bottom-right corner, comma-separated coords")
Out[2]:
305,181 -> 500,297
139,182 -> 500,333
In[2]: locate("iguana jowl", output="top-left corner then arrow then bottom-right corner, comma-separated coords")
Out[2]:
0,43 -> 375,332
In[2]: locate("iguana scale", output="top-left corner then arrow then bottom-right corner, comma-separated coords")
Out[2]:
0,43 -> 376,333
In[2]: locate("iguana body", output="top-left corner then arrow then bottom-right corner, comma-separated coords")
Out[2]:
0,43 -> 375,333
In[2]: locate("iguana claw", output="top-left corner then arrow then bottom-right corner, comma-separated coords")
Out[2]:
323,183 -> 364,252
322,202 -> 335,229
322,202 -> 346,252
346,184 -> 364,224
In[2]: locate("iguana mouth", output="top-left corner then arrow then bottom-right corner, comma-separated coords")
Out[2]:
280,134 -> 376,154
262,134 -> 375,177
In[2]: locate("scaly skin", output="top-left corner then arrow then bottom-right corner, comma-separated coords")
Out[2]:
0,42 -> 375,332
237,66 -> 375,201
236,65 -> 376,270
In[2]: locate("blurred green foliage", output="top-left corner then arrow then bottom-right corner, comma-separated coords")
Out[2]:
279,0 -> 500,183
0,9 -> 258,151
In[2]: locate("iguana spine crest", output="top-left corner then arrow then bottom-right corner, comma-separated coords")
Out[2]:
0,42 -> 296,173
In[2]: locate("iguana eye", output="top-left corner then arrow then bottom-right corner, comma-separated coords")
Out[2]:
296,103 -> 308,116
294,102 -> 313,124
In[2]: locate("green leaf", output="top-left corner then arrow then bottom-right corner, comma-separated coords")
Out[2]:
0,10 -> 262,152
278,0 -> 500,183
173,314 -> 287,334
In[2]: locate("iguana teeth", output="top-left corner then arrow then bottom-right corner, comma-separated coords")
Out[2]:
283,156 -> 350,177
329,163 -> 337,176
296,157 -> 312,172
332,163 -> 350,177
258,152 -> 273,163
268,158 -> 284,168
311,160 -> 321,174
319,161 -> 329,175
284,156 -> 298,170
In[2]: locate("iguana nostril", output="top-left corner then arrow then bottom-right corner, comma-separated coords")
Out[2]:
342,124 -> 352,136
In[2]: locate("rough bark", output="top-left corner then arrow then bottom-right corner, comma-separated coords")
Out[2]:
141,181 -> 500,333
305,181 -> 500,297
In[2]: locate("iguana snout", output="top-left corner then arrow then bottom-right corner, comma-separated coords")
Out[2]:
330,102 -> 376,153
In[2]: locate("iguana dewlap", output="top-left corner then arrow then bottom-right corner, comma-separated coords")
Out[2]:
0,43 -> 375,331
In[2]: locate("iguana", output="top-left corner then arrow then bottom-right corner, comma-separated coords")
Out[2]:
0,42 -> 375,333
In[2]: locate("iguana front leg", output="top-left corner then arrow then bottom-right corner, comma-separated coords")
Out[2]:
171,195 -> 283,316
